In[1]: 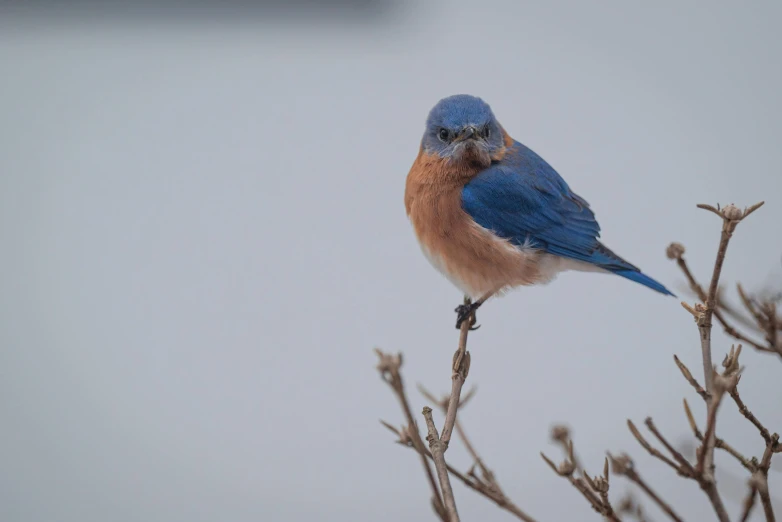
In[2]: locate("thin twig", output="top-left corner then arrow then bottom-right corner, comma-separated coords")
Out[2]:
378,315 -> 539,522
683,398 -> 755,471
719,284 -> 768,332
627,409 -> 729,519
673,355 -> 709,400
729,386 -> 777,448
419,299 -> 476,522
589,458 -> 620,521
693,367 -> 738,522
418,385 -> 500,494
669,238 -> 780,358
423,407 -> 459,522
756,434 -> 779,522
441,318 -> 472,446
716,439 -> 757,472
679,254 -> 771,353
609,453 -> 684,522
380,421 -> 538,521
455,420 -> 493,482
696,205 -> 740,393
542,441 -> 621,521
697,373 -> 728,476
626,419 -> 682,473
682,398 -> 704,439
668,203 -> 780,360
688,202 -> 760,521
645,418 -> 696,477
375,349 -> 447,519
739,482 -> 759,522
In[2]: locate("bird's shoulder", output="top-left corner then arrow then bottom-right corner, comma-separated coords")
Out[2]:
463,140 -> 590,213
461,140 -> 602,255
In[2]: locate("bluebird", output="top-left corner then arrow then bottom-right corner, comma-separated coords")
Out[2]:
404,95 -> 674,329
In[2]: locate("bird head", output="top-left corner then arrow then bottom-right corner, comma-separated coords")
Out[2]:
421,95 -> 505,168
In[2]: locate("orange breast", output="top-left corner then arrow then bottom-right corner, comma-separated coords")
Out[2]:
404,149 -> 545,299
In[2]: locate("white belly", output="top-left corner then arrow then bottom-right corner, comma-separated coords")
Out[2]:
419,239 -> 604,300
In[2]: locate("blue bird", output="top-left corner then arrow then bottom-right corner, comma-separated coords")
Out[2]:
404,94 -> 674,328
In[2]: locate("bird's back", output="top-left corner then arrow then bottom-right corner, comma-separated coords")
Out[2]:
461,139 -> 673,295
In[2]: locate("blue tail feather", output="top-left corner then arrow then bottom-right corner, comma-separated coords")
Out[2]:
548,240 -> 676,296
611,269 -> 676,297
581,243 -> 675,297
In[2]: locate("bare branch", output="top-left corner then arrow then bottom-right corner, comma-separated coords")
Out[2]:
682,398 -> 703,440
690,347 -> 741,522
743,200 -> 767,218
418,384 -> 503,499
756,439 -> 778,522
645,418 -> 697,476
717,285 -> 766,332
378,314 -> 540,522
375,349 -> 447,519
609,453 -> 684,522
375,199 -> 775,522
728,384 -> 778,448
739,482 -> 759,522
695,202 -> 725,218
585,458 -> 619,521
673,255 -> 770,353
390,426 -> 538,521
696,372 -> 736,477
417,298 -> 480,522
440,317 -> 472,447
667,206 -> 780,359
667,202 -> 762,522
683,398 -> 755,471
673,355 -> 709,400
627,410 -> 729,520
423,406 -> 459,522
735,283 -> 782,357
543,440 -> 621,521
627,419 -> 682,473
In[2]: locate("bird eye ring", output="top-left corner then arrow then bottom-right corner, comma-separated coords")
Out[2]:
438,128 -> 450,141
482,126 -> 491,139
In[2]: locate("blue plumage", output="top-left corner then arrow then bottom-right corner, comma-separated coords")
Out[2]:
613,270 -> 674,296
407,93 -> 674,312
462,141 -> 675,296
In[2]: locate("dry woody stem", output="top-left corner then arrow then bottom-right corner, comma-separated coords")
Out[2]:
377,200 -> 779,521
375,349 -> 447,520
423,406 -> 459,522
541,439 -> 621,522
417,385 -> 537,521
418,306 -> 475,522
609,453 -> 684,522
670,202 -> 780,360
376,298 -> 538,522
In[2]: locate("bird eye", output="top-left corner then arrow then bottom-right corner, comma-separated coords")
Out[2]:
482,125 -> 491,139
438,128 -> 450,141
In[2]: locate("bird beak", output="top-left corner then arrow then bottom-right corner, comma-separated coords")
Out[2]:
453,126 -> 479,143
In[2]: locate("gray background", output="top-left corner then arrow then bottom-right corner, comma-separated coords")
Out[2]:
1,1 -> 780,521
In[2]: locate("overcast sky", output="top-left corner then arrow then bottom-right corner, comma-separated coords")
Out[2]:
1,1 -> 781,521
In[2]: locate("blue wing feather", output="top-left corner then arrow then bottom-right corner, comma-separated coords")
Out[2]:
462,141 -> 674,296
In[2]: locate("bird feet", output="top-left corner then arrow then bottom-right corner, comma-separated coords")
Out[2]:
455,299 -> 481,330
